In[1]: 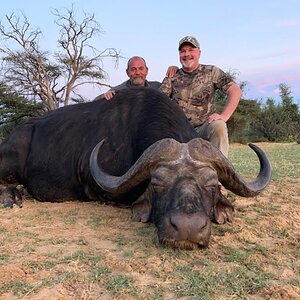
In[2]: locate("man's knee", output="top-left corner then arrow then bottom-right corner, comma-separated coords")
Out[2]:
209,120 -> 229,157
211,120 -> 228,137
194,120 -> 228,141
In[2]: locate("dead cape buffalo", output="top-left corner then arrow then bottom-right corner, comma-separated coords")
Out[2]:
0,88 -> 272,249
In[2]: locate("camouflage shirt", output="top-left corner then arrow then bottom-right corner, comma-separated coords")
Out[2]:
159,64 -> 233,126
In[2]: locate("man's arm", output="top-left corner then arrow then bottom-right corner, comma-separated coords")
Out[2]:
93,87 -> 115,101
93,81 -> 129,101
98,90 -> 116,101
159,77 -> 173,97
207,83 -> 242,123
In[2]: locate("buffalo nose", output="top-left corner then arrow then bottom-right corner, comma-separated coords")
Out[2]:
169,213 -> 210,243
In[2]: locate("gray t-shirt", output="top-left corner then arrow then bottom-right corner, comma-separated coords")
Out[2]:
94,79 -> 161,101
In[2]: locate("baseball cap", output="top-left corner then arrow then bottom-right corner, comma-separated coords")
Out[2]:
178,36 -> 200,50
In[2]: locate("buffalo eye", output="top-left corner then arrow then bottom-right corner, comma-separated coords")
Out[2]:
151,166 -> 173,188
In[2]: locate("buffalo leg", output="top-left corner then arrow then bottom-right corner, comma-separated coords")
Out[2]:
0,187 -> 23,208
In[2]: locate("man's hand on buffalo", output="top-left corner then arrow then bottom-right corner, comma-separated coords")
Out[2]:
102,90 -> 116,100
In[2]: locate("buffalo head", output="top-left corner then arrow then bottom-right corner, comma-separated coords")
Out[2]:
89,138 -> 272,250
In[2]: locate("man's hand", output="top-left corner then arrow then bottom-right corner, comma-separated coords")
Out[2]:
166,66 -> 179,78
208,83 -> 242,123
207,113 -> 226,124
102,90 -> 116,100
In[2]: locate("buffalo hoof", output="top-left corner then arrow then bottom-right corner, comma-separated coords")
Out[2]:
3,198 -> 14,209
15,198 -> 23,208
0,187 -> 23,209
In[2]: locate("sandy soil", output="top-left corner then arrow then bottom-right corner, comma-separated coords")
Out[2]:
0,179 -> 299,299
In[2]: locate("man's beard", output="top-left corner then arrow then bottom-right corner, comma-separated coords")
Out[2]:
181,58 -> 195,69
131,77 -> 145,86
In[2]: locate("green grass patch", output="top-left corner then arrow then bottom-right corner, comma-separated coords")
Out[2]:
0,226 -> 7,233
123,249 -> 134,257
36,210 -> 51,218
0,253 -> 9,263
60,250 -> 101,266
89,267 -> 136,297
0,235 -> 13,245
27,250 -> 102,275
113,234 -> 130,246
0,280 -> 34,296
64,214 -> 77,224
28,260 -> 58,272
73,237 -> 89,245
86,215 -> 102,228
105,274 -> 135,295
173,261 -> 271,299
229,143 -> 300,182
89,266 -> 111,281
46,237 -> 68,245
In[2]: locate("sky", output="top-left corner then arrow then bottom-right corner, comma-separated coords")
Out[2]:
1,0 -> 300,104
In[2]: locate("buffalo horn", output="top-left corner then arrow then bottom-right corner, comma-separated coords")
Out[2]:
89,138 -> 182,194
188,139 -> 272,197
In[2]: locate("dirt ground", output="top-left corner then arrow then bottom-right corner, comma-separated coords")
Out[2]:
0,154 -> 299,299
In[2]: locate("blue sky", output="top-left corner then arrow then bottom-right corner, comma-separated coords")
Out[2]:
1,0 -> 300,104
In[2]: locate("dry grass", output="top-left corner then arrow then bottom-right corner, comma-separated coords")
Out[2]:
0,143 -> 299,299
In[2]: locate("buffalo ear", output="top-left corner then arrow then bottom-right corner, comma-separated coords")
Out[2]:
212,194 -> 235,224
131,189 -> 152,223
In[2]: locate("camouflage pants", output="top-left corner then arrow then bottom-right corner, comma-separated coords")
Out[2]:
194,120 -> 229,158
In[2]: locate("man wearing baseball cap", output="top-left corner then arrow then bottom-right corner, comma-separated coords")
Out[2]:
178,36 -> 201,49
160,35 -> 242,158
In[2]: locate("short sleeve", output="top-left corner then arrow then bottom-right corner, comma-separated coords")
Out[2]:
159,77 -> 173,97
212,66 -> 234,93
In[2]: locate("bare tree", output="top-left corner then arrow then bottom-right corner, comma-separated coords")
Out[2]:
0,6 -> 120,110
